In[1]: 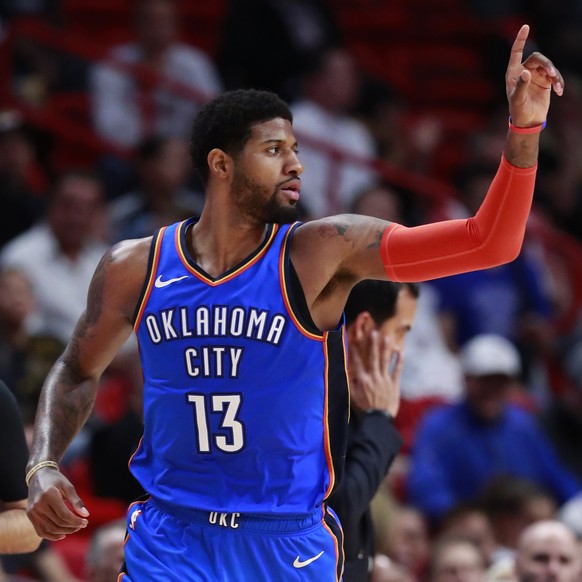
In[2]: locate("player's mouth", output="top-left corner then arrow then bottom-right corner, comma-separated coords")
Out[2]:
279,178 -> 301,201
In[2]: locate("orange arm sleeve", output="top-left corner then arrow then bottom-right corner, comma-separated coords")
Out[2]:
380,156 -> 537,282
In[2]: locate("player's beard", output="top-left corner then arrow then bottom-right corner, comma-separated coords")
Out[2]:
231,170 -> 298,225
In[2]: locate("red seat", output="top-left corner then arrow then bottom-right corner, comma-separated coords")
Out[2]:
394,396 -> 447,453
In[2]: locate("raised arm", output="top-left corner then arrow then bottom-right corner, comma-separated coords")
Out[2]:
292,25 -> 563,330
26,238 -> 150,540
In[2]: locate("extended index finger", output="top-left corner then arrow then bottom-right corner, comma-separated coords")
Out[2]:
508,24 -> 530,68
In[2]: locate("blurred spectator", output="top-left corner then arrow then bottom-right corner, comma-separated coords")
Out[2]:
406,334 -> 581,523
109,135 -> 203,242
557,489 -> 582,541
0,171 -> 107,344
427,248 -> 553,356
84,519 -> 126,582
0,268 -> 63,425
0,268 -> 39,391
438,503 -> 497,570
355,79 -> 407,169
514,520 -> 581,582
372,555 -> 416,582
351,182 -> 404,224
0,111 -> 46,248
0,1 -> 64,106
375,505 -> 431,582
465,105 -> 509,170
479,476 -> 557,561
218,0 -> 342,103
397,283 -> 463,413
90,0 -> 222,150
428,537 -> 486,582
539,340 -> 582,482
291,46 -> 377,218
534,74 -> 582,244
355,77 -> 445,185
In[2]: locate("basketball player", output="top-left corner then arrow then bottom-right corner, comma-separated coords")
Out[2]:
26,26 -> 563,580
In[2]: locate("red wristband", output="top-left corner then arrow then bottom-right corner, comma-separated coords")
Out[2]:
508,116 -> 546,134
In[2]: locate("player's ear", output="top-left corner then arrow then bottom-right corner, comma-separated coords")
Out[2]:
353,311 -> 375,339
207,148 -> 232,181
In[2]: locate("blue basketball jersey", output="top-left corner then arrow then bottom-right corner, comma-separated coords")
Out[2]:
131,219 -> 349,516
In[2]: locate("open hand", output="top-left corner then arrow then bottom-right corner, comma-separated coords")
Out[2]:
349,328 -> 403,417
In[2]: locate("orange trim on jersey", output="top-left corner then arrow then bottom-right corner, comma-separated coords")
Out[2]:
322,512 -> 341,582
127,434 -> 145,476
175,221 -> 279,286
322,333 -> 336,499
133,227 -> 166,331
279,224 -> 323,340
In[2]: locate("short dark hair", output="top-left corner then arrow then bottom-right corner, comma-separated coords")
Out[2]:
344,280 -> 419,326
189,89 -> 293,184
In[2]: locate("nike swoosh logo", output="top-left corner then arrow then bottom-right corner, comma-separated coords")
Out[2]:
154,275 -> 190,288
293,551 -> 324,569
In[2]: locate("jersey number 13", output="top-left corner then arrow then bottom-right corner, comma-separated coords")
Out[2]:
187,393 -> 245,453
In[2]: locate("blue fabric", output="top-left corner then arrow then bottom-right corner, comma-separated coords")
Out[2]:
406,401 -> 581,520
121,498 -> 343,581
133,219 -> 347,515
427,251 -> 552,346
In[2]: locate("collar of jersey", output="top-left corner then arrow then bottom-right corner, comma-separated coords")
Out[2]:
175,218 -> 278,286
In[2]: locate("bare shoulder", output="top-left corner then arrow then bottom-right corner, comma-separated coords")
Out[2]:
289,215 -> 390,327
109,236 -> 153,271
291,214 -> 388,275
294,215 -> 360,244
89,236 -> 154,321
293,214 -> 387,249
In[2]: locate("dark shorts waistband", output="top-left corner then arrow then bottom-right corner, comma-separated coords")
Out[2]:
150,498 -> 325,533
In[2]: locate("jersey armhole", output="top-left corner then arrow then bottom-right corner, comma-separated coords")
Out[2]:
283,223 -> 322,336
131,228 -> 164,327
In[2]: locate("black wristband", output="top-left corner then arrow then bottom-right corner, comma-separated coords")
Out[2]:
363,409 -> 394,421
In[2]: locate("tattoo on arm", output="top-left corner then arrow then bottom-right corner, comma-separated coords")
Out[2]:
317,221 -> 351,239
366,229 -> 384,250
32,251 -> 116,462
54,356 -> 95,448
31,336 -> 98,462
333,222 -> 348,236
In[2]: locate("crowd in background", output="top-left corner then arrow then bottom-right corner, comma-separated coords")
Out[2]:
1,0 -> 582,580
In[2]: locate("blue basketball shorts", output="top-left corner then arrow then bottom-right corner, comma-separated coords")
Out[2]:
119,498 -> 344,581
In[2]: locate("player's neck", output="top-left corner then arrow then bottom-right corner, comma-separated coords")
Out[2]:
188,209 -> 268,277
